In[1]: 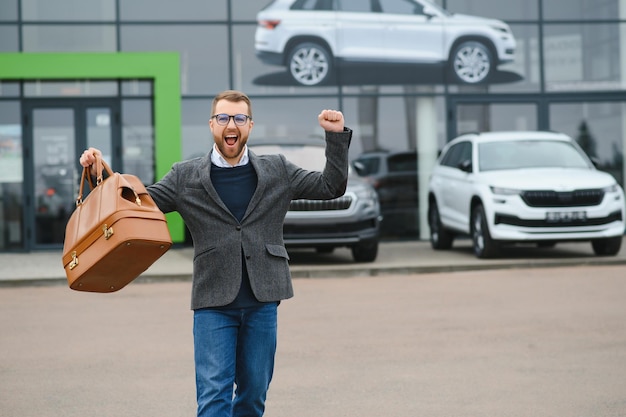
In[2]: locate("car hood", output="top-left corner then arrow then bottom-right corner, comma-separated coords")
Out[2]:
446,13 -> 509,30
477,168 -> 618,191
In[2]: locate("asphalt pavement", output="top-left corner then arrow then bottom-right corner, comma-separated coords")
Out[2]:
2,237 -> 626,286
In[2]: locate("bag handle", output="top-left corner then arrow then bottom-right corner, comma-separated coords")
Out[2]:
76,154 -> 115,205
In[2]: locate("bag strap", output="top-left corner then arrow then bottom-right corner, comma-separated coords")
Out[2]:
76,154 -> 115,205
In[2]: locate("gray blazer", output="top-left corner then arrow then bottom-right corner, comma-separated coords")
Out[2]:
147,129 -> 352,309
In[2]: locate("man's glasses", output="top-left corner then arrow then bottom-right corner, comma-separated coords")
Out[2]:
211,113 -> 252,126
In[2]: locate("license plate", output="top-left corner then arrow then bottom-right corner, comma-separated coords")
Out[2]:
546,211 -> 587,223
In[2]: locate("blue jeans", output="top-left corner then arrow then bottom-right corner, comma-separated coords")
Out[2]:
193,303 -> 278,417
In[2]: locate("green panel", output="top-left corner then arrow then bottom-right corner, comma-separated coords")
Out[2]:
0,52 -> 185,242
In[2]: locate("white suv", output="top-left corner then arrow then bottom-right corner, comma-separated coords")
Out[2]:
255,0 -> 516,86
428,131 -> 625,258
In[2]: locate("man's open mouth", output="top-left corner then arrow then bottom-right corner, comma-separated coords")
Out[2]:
225,135 -> 238,146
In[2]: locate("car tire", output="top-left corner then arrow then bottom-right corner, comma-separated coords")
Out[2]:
428,200 -> 453,250
591,236 -> 622,256
471,204 -> 499,258
449,40 -> 493,84
287,42 -> 333,86
352,239 -> 378,263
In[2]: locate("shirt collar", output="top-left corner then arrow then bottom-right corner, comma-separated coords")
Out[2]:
211,143 -> 249,168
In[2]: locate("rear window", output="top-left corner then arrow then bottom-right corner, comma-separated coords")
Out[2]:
388,153 -> 417,173
291,0 -> 333,11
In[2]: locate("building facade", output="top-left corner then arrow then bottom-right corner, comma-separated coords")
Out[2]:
1,0 -> 626,251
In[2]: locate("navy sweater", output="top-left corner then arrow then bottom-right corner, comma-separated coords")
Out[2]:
210,163 -> 264,309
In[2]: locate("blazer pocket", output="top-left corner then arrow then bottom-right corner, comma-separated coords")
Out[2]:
265,244 -> 290,261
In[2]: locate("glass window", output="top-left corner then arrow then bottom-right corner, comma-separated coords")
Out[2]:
549,101 -> 625,186
181,99 -> 212,160
456,103 -> 538,134
543,0 -> 620,20
0,82 -> 20,97
121,80 -> 153,96
22,0 -> 116,21
233,0 -> 274,20
122,99 -> 154,184
120,0 -> 226,21
446,0 -> 538,20
543,23 -> 625,92
0,0 -> 18,21
0,101 -> 23,250
0,25 -> 18,51
246,96 -> 340,143
22,25 -> 117,52
121,24 -> 229,96
24,80 -> 118,97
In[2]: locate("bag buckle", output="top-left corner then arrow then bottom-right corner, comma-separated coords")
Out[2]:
69,251 -> 79,270
103,224 -> 114,240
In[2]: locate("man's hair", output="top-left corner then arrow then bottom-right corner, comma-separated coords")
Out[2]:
211,90 -> 252,119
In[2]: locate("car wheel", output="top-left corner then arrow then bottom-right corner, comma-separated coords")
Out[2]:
352,239 -> 378,263
428,200 -> 453,250
450,40 -> 493,84
471,204 -> 499,258
591,236 -> 622,256
287,42 -> 333,86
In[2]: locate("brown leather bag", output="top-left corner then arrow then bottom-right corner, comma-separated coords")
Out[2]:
62,156 -> 172,292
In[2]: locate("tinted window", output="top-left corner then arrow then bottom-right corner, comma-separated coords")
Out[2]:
340,0 -> 372,12
440,141 -> 471,169
387,153 -> 417,172
292,0 -> 333,10
353,156 -> 380,175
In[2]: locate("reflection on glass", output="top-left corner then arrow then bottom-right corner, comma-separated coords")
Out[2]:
33,109 -> 75,245
122,100 -> 154,184
0,101 -> 23,250
24,81 -> 118,97
456,103 -> 537,134
549,102 -> 625,187
543,23 -> 624,92
87,108 -> 113,167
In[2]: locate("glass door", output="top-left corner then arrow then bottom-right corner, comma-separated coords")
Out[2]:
23,99 -> 120,249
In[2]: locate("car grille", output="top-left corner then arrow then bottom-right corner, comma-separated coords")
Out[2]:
520,189 -> 604,207
283,219 -> 377,235
495,210 -> 622,228
289,195 -> 352,211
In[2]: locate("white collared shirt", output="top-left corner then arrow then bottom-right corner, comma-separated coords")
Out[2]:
211,143 -> 249,168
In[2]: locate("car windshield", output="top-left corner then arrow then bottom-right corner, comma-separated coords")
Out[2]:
478,140 -> 591,172
248,144 -> 327,171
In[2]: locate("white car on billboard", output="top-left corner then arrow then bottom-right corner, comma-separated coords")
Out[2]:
255,0 -> 516,86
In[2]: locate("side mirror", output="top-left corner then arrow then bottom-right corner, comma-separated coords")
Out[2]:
458,159 -> 472,173
352,161 -> 366,176
422,5 -> 438,19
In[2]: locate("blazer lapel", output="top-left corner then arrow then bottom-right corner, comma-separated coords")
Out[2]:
199,151 -> 237,219
241,151 -> 268,222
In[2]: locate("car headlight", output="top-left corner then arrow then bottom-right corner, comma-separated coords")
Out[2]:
490,186 -> 521,196
490,25 -> 510,34
602,184 -> 620,193
353,184 -> 379,205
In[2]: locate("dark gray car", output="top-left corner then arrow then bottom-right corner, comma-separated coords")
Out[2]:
250,139 -> 381,262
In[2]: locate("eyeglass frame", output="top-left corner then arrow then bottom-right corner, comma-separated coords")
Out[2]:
211,113 -> 252,126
